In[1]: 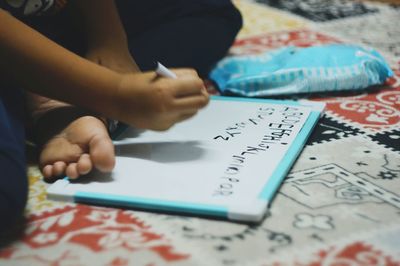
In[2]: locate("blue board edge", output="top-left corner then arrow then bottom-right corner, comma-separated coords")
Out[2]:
75,192 -> 228,218
211,95 -> 302,105
258,110 -> 320,200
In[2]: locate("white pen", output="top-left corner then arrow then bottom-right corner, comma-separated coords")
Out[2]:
155,62 -> 177,79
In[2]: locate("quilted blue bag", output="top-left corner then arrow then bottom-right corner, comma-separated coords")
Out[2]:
209,44 -> 393,97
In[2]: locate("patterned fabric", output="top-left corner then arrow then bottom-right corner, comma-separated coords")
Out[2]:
1,0 -> 67,16
255,0 -> 378,22
1,0 -> 399,265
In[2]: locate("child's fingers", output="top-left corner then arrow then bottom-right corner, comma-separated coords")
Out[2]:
174,94 -> 209,110
172,68 -> 199,78
175,111 -> 198,123
170,78 -> 206,97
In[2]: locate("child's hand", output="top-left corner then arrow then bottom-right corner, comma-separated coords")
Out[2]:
115,69 -> 209,131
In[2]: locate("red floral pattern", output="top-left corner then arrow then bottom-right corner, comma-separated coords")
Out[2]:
312,71 -> 400,132
0,205 -> 189,264
311,242 -> 400,266
231,29 -> 341,55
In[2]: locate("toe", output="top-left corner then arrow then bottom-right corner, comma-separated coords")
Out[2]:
52,161 -> 67,177
42,165 -> 54,179
40,138 -> 83,169
90,134 -> 115,172
66,163 -> 79,179
77,154 -> 92,175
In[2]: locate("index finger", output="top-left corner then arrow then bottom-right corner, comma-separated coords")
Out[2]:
165,76 -> 206,97
171,68 -> 200,79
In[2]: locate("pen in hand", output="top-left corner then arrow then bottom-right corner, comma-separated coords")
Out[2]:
155,61 -> 209,99
155,62 -> 177,79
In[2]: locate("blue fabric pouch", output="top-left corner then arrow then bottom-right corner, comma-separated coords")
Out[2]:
209,44 -> 393,97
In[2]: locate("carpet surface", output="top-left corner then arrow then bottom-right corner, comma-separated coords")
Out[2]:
1,1 -> 399,265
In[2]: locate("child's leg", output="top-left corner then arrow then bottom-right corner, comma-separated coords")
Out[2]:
23,1 -> 242,180
116,0 -> 242,77
20,15 -> 115,180
0,87 -> 28,230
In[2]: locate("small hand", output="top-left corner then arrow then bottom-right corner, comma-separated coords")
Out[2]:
116,69 -> 209,131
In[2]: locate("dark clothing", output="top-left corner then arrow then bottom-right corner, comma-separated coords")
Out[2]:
0,0 -> 68,16
0,88 -> 28,229
116,0 -> 243,75
0,0 -> 242,230
18,0 -> 242,76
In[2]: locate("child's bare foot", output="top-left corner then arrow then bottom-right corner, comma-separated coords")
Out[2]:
37,115 -> 115,181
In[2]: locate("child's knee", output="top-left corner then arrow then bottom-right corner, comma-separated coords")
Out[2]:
223,2 -> 243,36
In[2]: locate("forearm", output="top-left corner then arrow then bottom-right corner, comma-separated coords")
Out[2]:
70,0 -> 127,49
0,9 -> 121,118
69,0 -> 140,72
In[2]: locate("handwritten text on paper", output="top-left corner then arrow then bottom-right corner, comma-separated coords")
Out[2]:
213,106 -> 305,197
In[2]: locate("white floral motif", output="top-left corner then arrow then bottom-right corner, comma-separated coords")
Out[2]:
294,213 -> 334,230
377,91 -> 400,106
366,113 -> 389,124
32,232 -> 58,244
38,211 -> 75,231
341,100 -> 398,124
98,231 -> 152,249
86,210 -> 118,223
